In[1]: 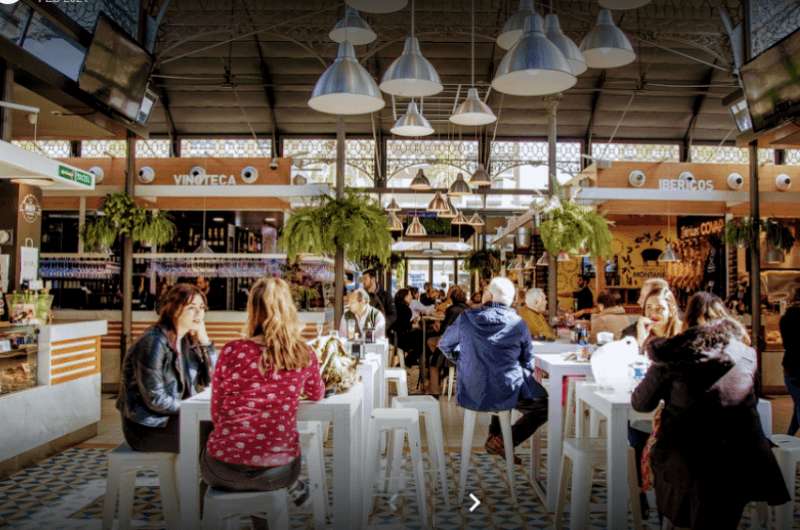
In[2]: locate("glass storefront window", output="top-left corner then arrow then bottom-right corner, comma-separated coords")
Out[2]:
283,138 -> 374,187
592,142 -> 680,162
407,259 -> 429,290
82,140 -> 127,158
387,139 -> 478,189
137,139 -> 171,158
12,140 -> 71,158
181,138 -> 272,158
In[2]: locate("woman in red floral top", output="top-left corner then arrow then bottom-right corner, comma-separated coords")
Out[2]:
202,277 -> 325,499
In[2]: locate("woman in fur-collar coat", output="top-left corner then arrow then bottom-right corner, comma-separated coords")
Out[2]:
632,292 -> 789,530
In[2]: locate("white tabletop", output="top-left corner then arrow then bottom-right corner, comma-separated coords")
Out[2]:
532,340 -> 581,355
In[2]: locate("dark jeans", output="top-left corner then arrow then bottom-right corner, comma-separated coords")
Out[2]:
488,396 -> 548,447
786,374 -> 800,435
628,424 -> 651,513
122,416 -> 180,453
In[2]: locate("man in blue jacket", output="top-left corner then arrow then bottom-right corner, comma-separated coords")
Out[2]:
438,277 -> 548,457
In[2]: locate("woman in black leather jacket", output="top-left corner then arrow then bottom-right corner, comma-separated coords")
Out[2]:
117,283 -> 216,452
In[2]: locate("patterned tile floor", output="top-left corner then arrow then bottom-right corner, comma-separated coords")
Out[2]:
1,445 -> 798,529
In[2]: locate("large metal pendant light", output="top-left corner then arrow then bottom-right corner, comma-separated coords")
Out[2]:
391,100 -> 434,137
406,215 -> 428,237
308,41 -> 385,115
658,243 -> 680,263
438,197 -> 457,218
330,7 -> 376,46
492,13 -> 576,96
427,191 -> 449,213
580,9 -> 636,69
388,211 -> 404,232
599,0 -> 651,9
409,168 -> 431,190
544,13 -> 587,76
380,0 -> 443,97
469,163 -> 491,186
385,197 -> 401,211
448,172 -> 471,196
450,0 -> 496,126
346,0 -> 407,13
497,0 -> 534,50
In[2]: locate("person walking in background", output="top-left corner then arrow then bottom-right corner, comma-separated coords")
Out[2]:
517,288 -> 555,340
632,292 -> 789,529
203,277 -> 325,518
560,275 -> 594,319
780,287 -> 800,435
438,277 -> 548,459
117,284 -> 215,453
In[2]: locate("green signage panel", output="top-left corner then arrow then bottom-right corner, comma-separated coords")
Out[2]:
57,165 -> 94,187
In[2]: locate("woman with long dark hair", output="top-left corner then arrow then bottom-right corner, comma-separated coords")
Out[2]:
390,288 -> 424,367
632,291 -> 789,529
117,283 -> 215,453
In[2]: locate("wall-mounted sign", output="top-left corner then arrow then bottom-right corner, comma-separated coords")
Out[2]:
679,219 -> 725,239
18,194 -> 41,223
58,165 -> 94,187
19,246 -> 38,282
172,174 -> 237,186
658,178 -> 715,192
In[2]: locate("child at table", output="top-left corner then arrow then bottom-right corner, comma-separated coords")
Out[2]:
202,277 -> 325,515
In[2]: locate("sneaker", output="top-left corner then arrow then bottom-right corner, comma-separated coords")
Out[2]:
288,479 -> 310,507
484,435 -> 522,465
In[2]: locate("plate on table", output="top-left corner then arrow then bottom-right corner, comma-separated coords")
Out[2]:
590,336 -> 640,391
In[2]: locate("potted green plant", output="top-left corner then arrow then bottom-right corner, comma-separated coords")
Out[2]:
81,192 -> 176,251
465,249 -> 501,279
724,217 -> 761,248
763,218 -> 796,263
538,200 -> 612,258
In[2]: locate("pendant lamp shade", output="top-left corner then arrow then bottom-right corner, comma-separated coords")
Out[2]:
497,0 -> 535,50
451,211 -> 469,225
449,87 -> 497,126
544,14 -> 587,76
658,243 -> 680,263
579,9 -> 636,69
438,197 -> 457,218
388,211 -> 404,232
448,172 -> 472,196
536,251 -> 550,267
308,41 -> 385,115
765,246 -> 786,264
492,14 -> 576,96
330,7 -> 377,45
346,0 -> 407,13
427,191 -> 449,213
406,215 -> 428,237
409,168 -> 431,190
194,240 -> 215,254
469,163 -> 491,186
599,0 -> 651,9
467,213 -> 485,227
380,36 -> 443,97
391,100 -> 434,136
385,197 -> 401,211
557,251 -> 572,262
524,256 -> 536,269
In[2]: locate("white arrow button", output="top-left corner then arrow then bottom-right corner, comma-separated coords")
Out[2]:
469,493 -> 481,512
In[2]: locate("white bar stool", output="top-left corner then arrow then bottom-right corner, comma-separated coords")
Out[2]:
385,367 -> 409,397
392,395 -> 450,508
771,434 -> 800,530
458,408 -> 516,505
102,443 -> 180,530
202,488 -> 288,530
440,365 -> 456,401
298,421 -> 328,528
363,408 -> 430,529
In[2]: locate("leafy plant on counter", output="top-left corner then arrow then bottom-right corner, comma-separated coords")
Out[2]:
539,200 -> 613,258
465,249 -> 501,279
280,192 -> 393,265
81,192 -> 177,251
724,217 -> 762,248
763,218 -> 796,252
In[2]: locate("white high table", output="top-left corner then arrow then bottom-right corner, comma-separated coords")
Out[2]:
178,383 -> 365,530
532,352 -> 593,511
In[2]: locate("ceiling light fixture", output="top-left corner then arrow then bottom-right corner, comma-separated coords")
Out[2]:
536,251 -> 550,267
308,41 -> 385,115
580,9 -> 636,69
492,13 -> 576,96
388,211 -> 404,232
380,0 -> 443,97
467,213 -> 485,227
405,215 -> 428,237
385,197 -> 402,211
391,100 -> 434,136
438,196 -> 458,218
469,163 -> 491,187
497,0 -> 534,50
450,0 -> 496,126
346,0 -> 407,14
658,243 -> 680,263
409,168 -> 431,190
448,172 -> 472,196
427,191 -> 449,212
329,6 -> 377,45
451,211 -> 470,225
544,13 -> 587,76
598,0 -> 652,9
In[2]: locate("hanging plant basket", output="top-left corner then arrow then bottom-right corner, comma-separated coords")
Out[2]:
465,249 -> 501,279
81,192 -> 176,252
763,218 -> 796,252
724,217 -> 761,248
538,201 -> 612,258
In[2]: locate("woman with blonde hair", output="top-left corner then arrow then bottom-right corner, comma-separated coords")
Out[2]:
202,277 -> 325,510
635,286 -> 683,347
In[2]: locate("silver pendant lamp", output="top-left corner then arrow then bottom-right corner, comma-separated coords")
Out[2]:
385,197 -> 401,211
308,41 -> 385,115
380,0 -> 443,97
346,0 -> 407,13
406,215 -> 428,237
497,0 -> 535,50
391,100 -> 434,137
580,9 -> 636,69
658,243 -> 680,263
450,0 -> 496,126
469,163 -> 491,187
409,168 -> 432,190
330,7 -> 377,46
599,0 -> 651,9
492,13 -> 576,96
448,172 -> 471,196
427,191 -> 450,213
544,13 -> 587,76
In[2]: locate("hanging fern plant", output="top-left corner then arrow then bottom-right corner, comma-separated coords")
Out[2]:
81,192 -> 176,251
539,200 -> 612,258
763,218 -> 796,252
465,249 -> 501,279
280,192 -> 393,265
724,217 -> 761,248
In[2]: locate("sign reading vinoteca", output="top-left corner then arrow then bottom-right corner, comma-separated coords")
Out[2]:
173,174 -> 237,185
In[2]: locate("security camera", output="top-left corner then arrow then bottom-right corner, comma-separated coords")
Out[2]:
292,174 -> 307,186
776,173 -> 792,191
241,166 -> 258,183
138,166 -> 155,183
89,166 -> 104,184
628,170 -> 646,188
678,171 -> 695,184
269,158 -> 279,171
190,166 -> 205,178
727,172 -> 744,190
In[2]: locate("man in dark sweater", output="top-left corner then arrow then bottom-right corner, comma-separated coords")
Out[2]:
780,287 -> 800,435
362,269 -> 395,329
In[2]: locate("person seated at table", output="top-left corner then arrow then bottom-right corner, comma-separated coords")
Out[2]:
469,289 -> 483,308
622,278 -> 671,338
438,277 -> 548,459
590,290 -> 631,343
338,288 -> 386,340
390,288 -> 424,366
117,283 -> 216,453
517,287 -> 555,340
426,286 -> 469,394
202,277 -> 325,514
361,268 -> 395,328
632,292 -> 789,530
420,282 -> 436,305
409,286 -> 435,322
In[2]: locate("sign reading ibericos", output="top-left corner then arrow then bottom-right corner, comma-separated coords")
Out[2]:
172,174 -> 237,186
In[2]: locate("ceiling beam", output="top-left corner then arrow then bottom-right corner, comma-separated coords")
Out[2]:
253,34 -> 281,156
583,70 -> 607,167
152,69 -> 179,155
682,64 -> 717,162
